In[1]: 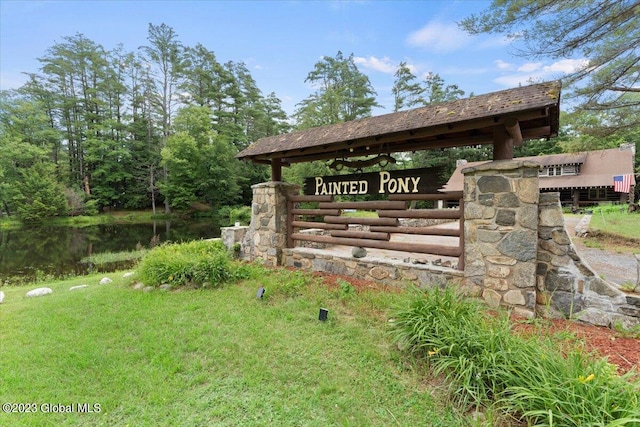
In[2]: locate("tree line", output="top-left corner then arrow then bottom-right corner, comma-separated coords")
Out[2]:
2,2 -> 639,221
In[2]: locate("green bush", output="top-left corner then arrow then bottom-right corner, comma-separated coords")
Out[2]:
390,286 -> 640,425
137,240 -> 251,288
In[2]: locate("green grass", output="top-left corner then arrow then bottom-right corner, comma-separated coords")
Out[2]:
390,287 -> 640,426
80,249 -> 148,266
0,271 -> 470,426
589,209 -> 640,241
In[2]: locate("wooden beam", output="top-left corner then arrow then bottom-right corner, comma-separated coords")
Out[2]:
504,118 -> 523,147
370,225 -> 460,236
330,230 -> 390,241
388,192 -> 462,201
291,233 -> 462,257
318,201 -> 407,210
288,195 -> 333,202
292,221 -> 347,230
377,209 -> 461,219
324,216 -> 398,226
492,124 -> 513,160
271,158 -> 282,181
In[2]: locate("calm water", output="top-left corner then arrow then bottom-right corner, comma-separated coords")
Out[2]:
0,220 -> 220,282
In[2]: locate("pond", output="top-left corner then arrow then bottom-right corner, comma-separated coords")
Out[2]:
0,220 -> 220,283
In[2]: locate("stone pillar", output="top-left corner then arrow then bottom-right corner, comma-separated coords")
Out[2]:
241,181 -> 300,266
462,160 -> 540,318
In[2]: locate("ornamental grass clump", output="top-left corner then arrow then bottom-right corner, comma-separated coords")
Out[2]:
137,239 -> 251,288
390,286 -> 640,425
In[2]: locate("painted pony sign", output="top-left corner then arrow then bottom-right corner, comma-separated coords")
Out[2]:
303,167 -> 445,196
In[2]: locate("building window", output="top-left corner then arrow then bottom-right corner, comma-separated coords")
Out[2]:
588,188 -> 607,200
540,165 -> 579,176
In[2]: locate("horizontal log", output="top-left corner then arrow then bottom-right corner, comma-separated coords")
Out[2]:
291,233 -> 462,257
324,216 -> 398,226
292,221 -> 348,231
288,195 -> 334,202
330,230 -> 390,241
370,225 -> 461,236
291,208 -> 341,216
318,200 -> 407,210
388,192 -> 462,201
377,209 -> 461,219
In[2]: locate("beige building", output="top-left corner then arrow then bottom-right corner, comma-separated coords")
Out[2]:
442,145 -> 637,208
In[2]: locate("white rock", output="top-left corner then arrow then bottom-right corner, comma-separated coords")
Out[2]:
26,287 -> 53,298
69,285 -> 89,291
99,277 -> 113,285
123,272 -> 135,278
0,291 -> 4,303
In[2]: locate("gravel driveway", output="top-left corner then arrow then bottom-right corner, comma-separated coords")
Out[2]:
563,215 -> 639,287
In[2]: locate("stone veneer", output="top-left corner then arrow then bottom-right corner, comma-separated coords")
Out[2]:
537,192 -> 640,328
282,247 -> 463,288
462,160 -> 540,318
240,181 -> 300,266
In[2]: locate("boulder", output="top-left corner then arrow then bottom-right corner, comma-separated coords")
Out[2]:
99,277 -> 113,285
0,291 -> 4,303
26,287 -> 53,298
69,285 -> 88,291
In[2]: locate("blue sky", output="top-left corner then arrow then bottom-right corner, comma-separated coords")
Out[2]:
0,0 -> 585,116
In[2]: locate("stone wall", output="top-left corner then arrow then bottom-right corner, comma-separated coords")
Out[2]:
537,193 -> 640,328
240,181 -> 299,266
462,160 -> 540,318
282,247 -> 463,288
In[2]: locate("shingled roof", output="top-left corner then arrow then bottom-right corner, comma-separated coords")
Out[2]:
237,81 -> 561,165
441,148 -> 636,192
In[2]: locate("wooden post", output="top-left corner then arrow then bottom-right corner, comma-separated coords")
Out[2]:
493,125 -> 513,160
271,158 -> 282,182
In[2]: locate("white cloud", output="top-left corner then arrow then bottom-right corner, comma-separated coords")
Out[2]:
353,55 -> 396,74
494,58 -> 589,88
517,62 -> 542,73
495,59 -> 513,70
543,58 -> 588,73
406,21 -> 471,53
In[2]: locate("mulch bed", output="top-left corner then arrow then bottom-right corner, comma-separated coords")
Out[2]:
311,272 -> 640,375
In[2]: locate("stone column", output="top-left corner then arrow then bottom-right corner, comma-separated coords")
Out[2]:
241,181 -> 300,266
462,160 -> 540,318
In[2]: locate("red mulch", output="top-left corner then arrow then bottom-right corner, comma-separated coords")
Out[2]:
310,272 -> 640,376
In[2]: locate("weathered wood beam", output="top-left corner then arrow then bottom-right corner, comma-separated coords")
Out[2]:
291,233 -> 462,257
291,208 -> 341,216
377,209 -> 461,219
318,201 -> 407,210
291,221 -> 347,230
369,225 -> 460,237
288,195 -> 333,202
504,118 -> 523,147
388,192 -> 462,201
492,124 -> 513,160
330,230 -> 390,241
324,216 -> 398,226
271,158 -> 282,181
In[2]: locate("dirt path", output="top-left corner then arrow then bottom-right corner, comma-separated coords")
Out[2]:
563,215 -> 639,287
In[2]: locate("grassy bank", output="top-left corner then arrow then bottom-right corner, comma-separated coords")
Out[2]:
0,271 -> 467,426
586,208 -> 640,253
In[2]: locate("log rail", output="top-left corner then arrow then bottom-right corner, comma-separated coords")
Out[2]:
286,191 -> 464,270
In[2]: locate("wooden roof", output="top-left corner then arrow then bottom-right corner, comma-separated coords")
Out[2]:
237,81 -> 561,165
442,148 -> 637,192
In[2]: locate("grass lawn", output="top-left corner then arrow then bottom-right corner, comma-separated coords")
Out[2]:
0,271 -> 469,426
589,210 -> 640,241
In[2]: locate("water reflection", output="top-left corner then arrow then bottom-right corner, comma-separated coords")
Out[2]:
0,220 -> 220,282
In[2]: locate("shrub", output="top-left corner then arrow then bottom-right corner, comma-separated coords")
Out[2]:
137,240 -> 251,288
390,286 -> 640,424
